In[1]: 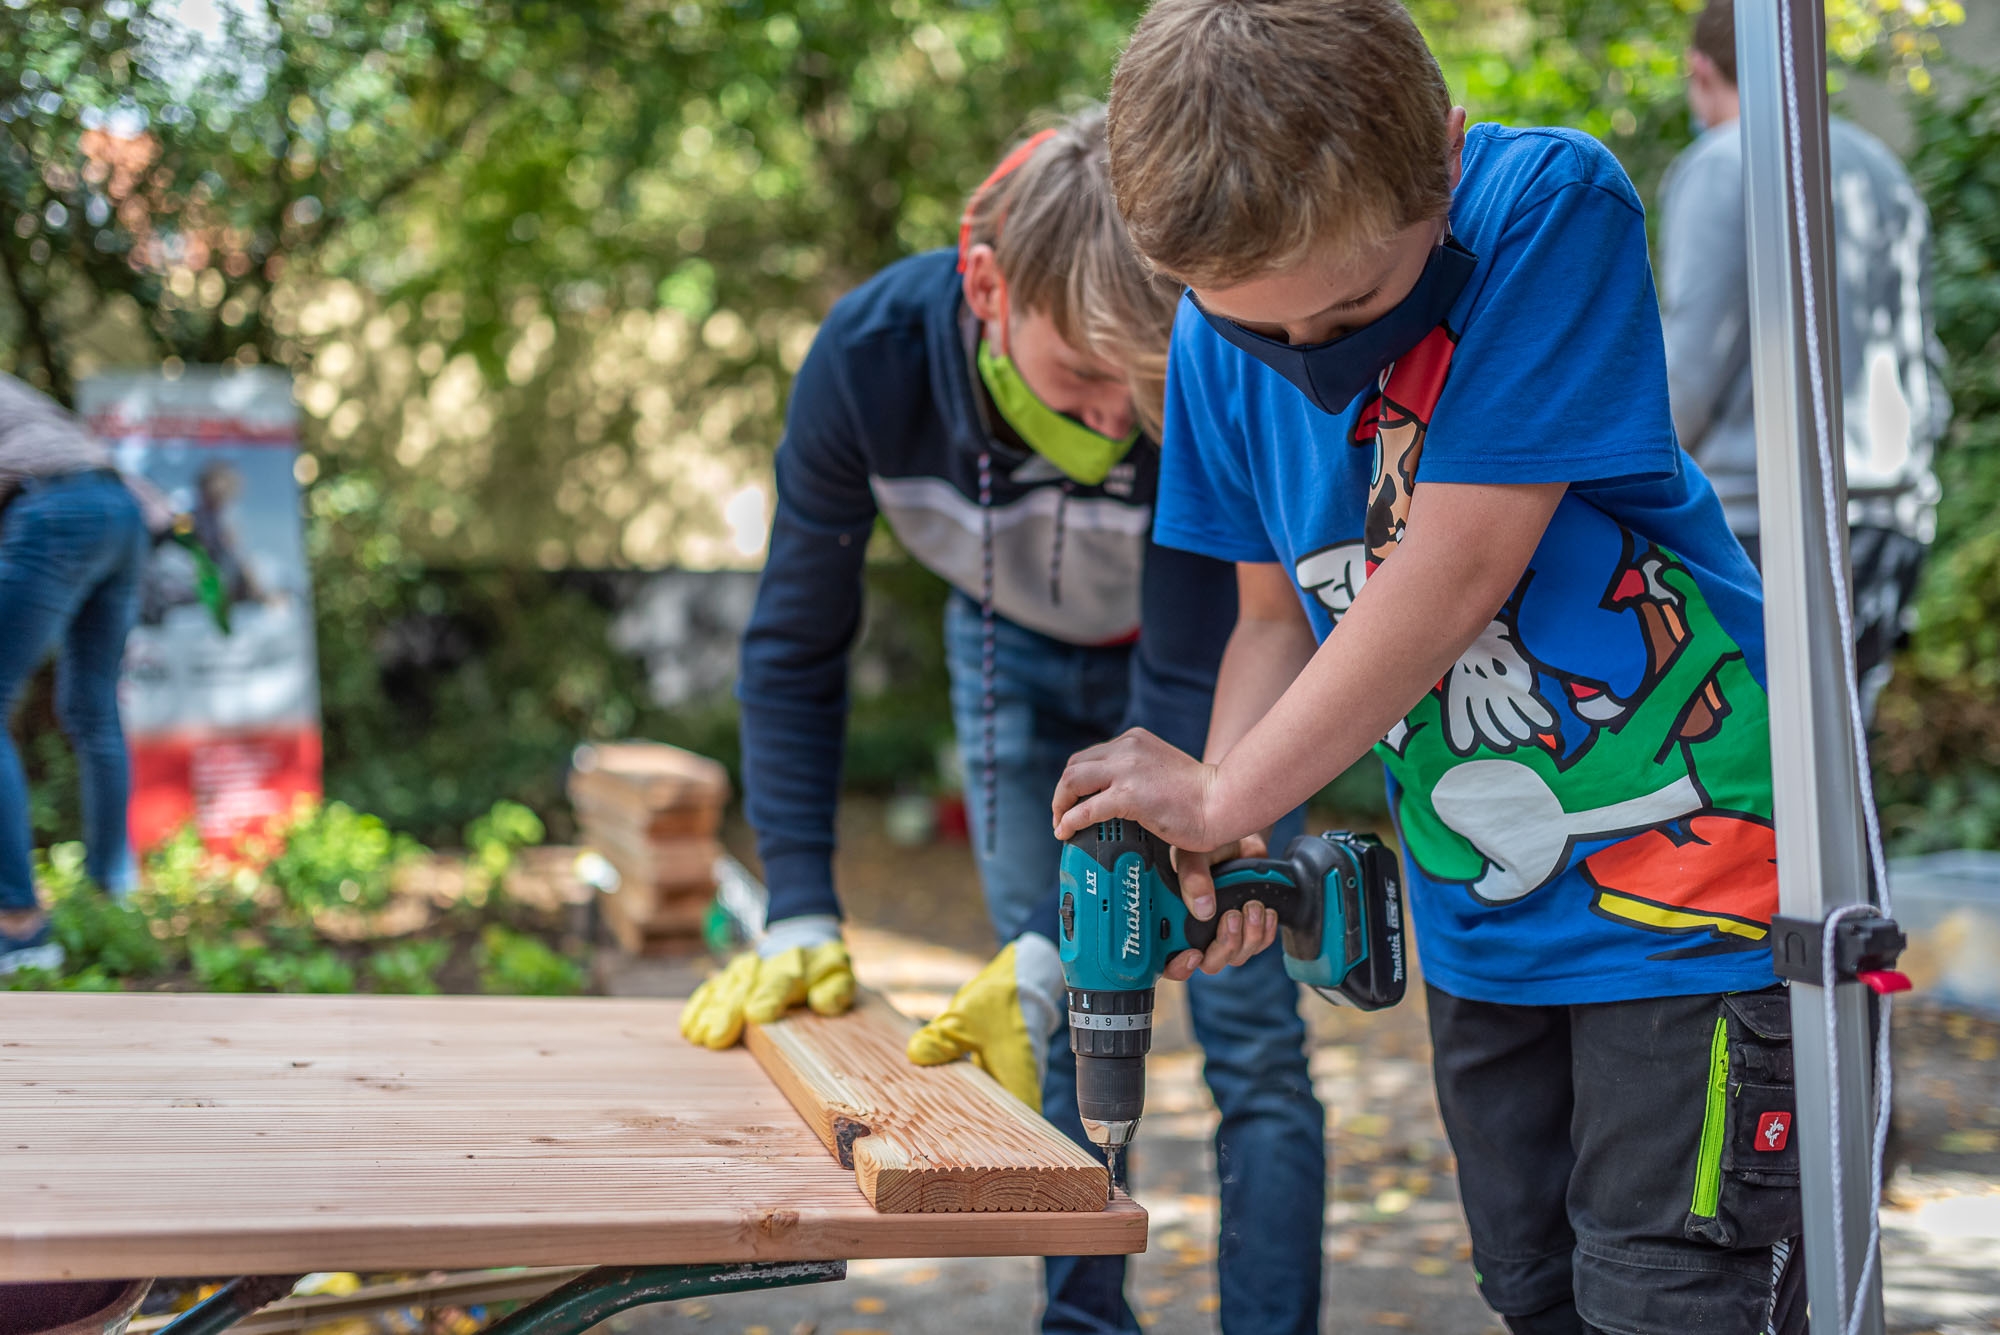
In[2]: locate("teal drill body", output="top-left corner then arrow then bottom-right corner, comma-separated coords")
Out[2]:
1056,819 -> 1405,1169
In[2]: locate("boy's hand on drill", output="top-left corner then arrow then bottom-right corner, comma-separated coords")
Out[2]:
1166,836 -> 1280,979
679,915 -> 855,1049
1052,729 -> 1276,979
1052,727 -> 1221,850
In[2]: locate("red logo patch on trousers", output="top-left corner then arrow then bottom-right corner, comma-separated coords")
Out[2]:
1756,1111 -> 1792,1152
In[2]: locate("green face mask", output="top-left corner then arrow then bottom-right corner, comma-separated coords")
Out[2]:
977,340 -> 1138,486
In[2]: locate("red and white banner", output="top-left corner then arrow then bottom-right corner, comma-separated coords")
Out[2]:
80,369 -> 322,851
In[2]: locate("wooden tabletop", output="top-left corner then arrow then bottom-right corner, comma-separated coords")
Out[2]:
1,993 -> 1145,1282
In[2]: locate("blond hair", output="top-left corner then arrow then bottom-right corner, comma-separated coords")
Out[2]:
962,104 -> 1183,435
1108,0 -> 1454,288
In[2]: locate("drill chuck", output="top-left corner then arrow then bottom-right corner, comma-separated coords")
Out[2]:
1071,987 -> 1151,1149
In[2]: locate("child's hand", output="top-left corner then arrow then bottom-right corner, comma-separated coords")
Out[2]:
1051,727 -> 1221,850
1163,835 -> 1280,980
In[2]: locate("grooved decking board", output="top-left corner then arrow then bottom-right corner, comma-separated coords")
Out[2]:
744,990 -> 1109,1213
0,993 -> 1144,1282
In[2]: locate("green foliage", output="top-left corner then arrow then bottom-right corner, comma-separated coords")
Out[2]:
186,936 -> 262,993
466,798 -> 543,890
32,842 -> 177,979
263,799 -> 415,916
51,884 -> 173,979
5,964 -> 119,993
308,562 -> 697,844
1876,69 -> 2000,852
307,553 -> 950,840
261,947 -> 359,994
365,938 -> 450,994
474,924 -> 584,996
9,798 -> 565,996
188,937 -> 356,993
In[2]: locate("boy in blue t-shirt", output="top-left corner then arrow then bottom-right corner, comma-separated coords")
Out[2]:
1051,2 -> 1807,1331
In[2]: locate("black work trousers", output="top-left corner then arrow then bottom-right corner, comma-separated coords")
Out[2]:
1428,983 -> 1808,1335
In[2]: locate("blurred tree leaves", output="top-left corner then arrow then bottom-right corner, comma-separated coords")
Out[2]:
1876,69 -> 2000,851
0,0 -> 1966,567
2,0 -> 1157,567
0,0 -> 1986,846
0,0 -> 1975,504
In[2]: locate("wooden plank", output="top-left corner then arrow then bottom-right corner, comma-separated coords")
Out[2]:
744,990 -> 1108,1214
0,993 -> 1144,1282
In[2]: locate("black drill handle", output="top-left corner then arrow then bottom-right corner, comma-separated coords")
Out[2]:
1181,855 -> 1313,953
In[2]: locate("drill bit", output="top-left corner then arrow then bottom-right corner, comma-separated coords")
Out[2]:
1104,1145 -> 1121,1204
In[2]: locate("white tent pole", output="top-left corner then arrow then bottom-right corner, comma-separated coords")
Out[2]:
1735,0 -> 1887,1331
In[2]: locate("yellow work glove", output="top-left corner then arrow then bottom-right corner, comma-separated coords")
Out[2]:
906,933 -> 1063,1109
680,916 -> 854,1049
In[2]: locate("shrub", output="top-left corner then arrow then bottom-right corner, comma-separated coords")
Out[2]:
475,926 -> 585,997
365,940 -> 452,995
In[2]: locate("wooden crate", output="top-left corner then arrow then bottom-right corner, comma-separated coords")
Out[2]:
599,880 -> 709,956
568,741 -> 731,954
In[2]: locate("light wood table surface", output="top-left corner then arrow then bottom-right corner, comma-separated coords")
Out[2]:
1,993 -> 1146,1282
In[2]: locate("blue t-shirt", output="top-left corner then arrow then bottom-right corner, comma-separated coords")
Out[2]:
1157,124 -> 1780,1005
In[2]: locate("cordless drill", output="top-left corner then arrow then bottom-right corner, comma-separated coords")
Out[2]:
1056,820 -> 1405,1182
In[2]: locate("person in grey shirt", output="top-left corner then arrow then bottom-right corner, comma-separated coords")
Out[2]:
1661,0 -> 1949,717
0,371 -> 172,974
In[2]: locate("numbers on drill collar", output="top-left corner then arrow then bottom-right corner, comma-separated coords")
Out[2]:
1069,1011 -> 1151,1031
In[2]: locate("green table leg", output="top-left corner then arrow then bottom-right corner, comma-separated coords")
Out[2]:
148,1259 -> 844,1335
156,1275 -> 305,1335
481,1261 -> 848,1335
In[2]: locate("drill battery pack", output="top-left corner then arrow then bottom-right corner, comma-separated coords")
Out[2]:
1271,831 -> 1406,1012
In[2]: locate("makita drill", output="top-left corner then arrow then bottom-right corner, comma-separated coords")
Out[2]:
1056,820 -> 1405,1178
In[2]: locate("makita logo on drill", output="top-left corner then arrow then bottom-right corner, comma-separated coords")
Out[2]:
1120,861 -> 1144,959
1385,882 -> 1405,982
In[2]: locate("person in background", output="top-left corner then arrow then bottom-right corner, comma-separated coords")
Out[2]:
191,461 -> 264,608
0,370 -> 172,974
1661,0 -> 1949,717
678,105 -> 1325,1335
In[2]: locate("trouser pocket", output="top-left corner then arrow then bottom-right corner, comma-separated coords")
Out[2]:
1687,986 -> 1803,1248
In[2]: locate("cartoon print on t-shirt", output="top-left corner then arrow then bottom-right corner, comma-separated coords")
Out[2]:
1296,540 -> 1367,617
1353,326 -> 1561,758
1299,322 -> 1777,958
1438,620 -> 1558,757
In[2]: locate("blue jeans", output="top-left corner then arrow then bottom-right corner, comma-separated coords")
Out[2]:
0,472 -> 148,911
945,594 -> 1326,1335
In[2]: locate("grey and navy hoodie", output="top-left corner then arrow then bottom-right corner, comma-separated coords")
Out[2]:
738,248 -> 1237,928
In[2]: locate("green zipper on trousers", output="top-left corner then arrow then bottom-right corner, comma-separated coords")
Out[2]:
1692,1013 -> 1730,1217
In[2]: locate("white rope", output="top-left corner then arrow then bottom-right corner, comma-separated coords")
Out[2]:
1774,2 -> 1896,1330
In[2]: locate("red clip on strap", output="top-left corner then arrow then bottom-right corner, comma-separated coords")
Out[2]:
1856,970 -> 1912,995
958,128 -> 1059,272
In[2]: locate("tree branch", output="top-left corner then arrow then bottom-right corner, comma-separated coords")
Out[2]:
313,86 -> 510,251
0,203 -> 73,406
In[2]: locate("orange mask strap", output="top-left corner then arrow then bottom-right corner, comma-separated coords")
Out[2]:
957,128 -> 1058,274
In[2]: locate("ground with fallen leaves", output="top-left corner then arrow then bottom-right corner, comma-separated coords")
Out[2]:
600,801 -> 2000,1335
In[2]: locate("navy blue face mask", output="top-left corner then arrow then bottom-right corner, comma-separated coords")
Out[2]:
1193,233 -> 1478,415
